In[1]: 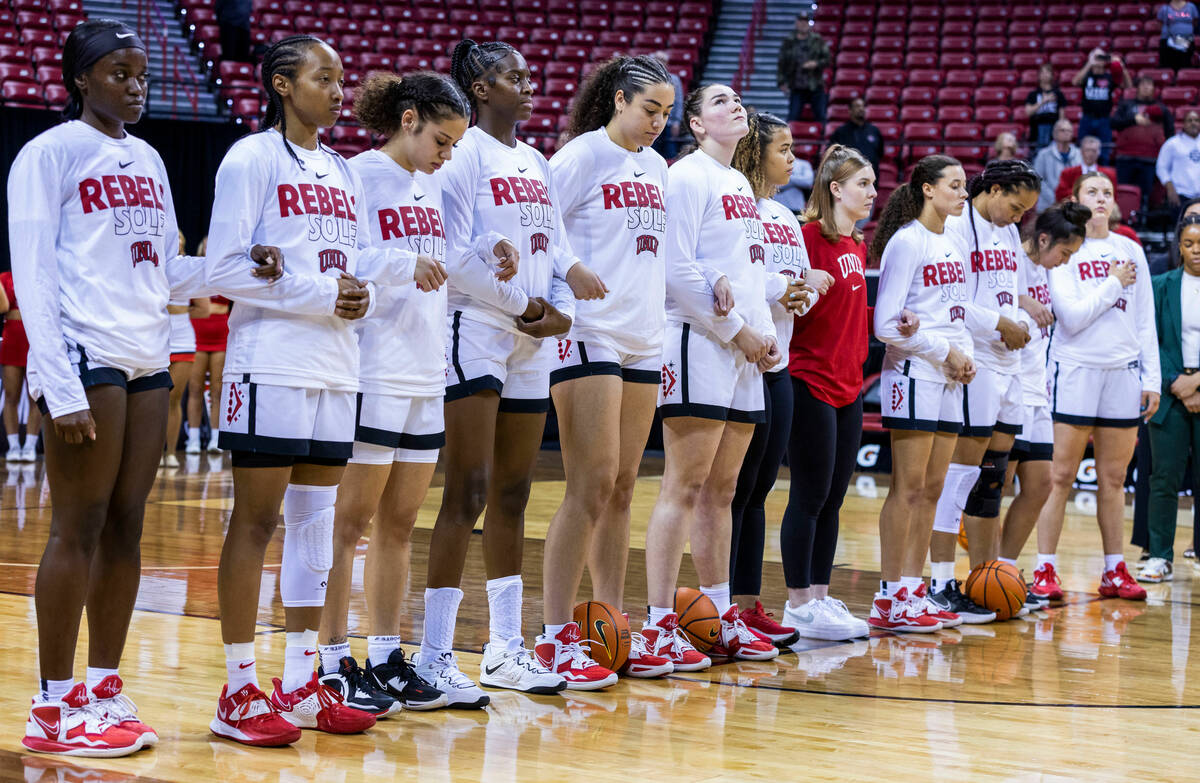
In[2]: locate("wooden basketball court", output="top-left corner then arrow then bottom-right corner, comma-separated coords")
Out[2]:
0,452 -> 1195,782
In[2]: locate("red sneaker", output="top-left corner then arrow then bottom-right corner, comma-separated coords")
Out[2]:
641,613 -> 710,672
621,618 -> 673,678
868,588 -> 942,633
270,674 -> 375,734
709,605 -> 779,660
90,675 -> 157,748
1099,562 -> 1147,600
1031,563 -> 1065,601
23,683 -> 143,758
211,683 -> 301,747
534,622 -> 618,690
739,601 -> 799,646
913,582 -> 962,629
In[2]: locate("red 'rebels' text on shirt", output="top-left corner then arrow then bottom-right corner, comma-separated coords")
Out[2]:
378,205 -> 445,241
922,260 -> 966,286
1077,259 -> 1130,280
490,176 -> 551,206
601,181 -> 665,211
721,194 -> 758,220
79,175 -> 164,213
277,183 -> 357,221
970,248 -> 1018,273
763,221 -> 801,247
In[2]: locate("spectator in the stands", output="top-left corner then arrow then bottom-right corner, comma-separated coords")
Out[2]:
828,97 -> 883,175
651,50 -> 685,159
1055,136 -> 1119,202
1025,64 -> 1068,150
1113,76 -> 1174,213
991,131 -> 1020,161
773,155 -> 816,214
1033,118 -> 1082,209
1158,110 -> 1200,221
777,15 -> 831,122
215,0 -> 252,62
1158,0 -> 1199,70
1072,48 -> 1132,164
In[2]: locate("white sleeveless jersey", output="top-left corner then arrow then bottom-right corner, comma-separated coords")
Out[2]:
206,130 -> 421,392
550,128 -> 668,355
349,150 -> 449,397
664,149 -> 772,344
758,197 -> 812,372
873,220 -> 973,383
441,126 -> 577,334
1017,250 -> 1053,405
6,120 -> 210,417
945,206 -> 1022,373
1048,233 -> 1160,392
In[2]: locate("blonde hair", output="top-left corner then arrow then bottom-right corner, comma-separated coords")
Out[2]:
801,144 -> 873,244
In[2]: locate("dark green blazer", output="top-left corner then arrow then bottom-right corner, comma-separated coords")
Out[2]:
1152,267 -> 1191,425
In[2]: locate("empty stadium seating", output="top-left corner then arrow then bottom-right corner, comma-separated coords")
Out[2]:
0,0 -> 86,111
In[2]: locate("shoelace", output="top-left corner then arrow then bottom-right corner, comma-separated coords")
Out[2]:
341,662 -> 384,697
629,630 -> 651,657
822,597 -> 854,620
433,653 -> 477,689
729,617 -> 762,645
565,637 -> 604,668
1039,565 -> 1062,585
227,689 -> 276,722
96,692 -> 141,723
512,646 -> 556,674
315,681 -> 350,712
670,627 -> 701,657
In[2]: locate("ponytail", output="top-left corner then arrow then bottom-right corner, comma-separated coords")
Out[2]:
869,154 -> 961,263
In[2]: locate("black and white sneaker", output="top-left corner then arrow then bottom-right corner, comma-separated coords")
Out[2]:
1025,589 -> 1049,610
931,580 -> 996,624
366,648 -> 449,711
318,656 -> 402,717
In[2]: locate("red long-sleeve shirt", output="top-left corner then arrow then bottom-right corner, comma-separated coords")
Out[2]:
788,222 -> 869,408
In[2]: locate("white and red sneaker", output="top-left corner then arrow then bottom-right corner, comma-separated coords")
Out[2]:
1099,562 -> 1147,600
23,683 -> 143,757
89,675 -> 157,748
270,674 -> 376,734
641,613 -> 711,672
1032,563 -> 1065,601
739,601 -> 800,646
211,682 -> 301,747
868,588 -> 942,633
534,622 -> 618,691
709,605 -> 780,661
621,615 -> 673,678
912,583 -> 962,629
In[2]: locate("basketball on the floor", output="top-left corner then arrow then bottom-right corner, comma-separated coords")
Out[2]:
674,587 -> 721,651
573,601 -> 630,671
964,560 -> 1026,620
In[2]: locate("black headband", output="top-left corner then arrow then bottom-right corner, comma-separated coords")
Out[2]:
65,26 -> 145,82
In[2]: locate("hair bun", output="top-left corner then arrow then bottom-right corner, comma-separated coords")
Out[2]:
1062,201 -> 1092,228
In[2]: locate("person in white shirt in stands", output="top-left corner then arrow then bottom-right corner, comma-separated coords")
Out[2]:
6,19 -> 278,758
1035,172 -> 1160,601
641,83 -> 781,670
1157,110 -> 1200,218
538,54 -> 676,689
205,35 -> 447,748
868,154 -> 977,634
315,71 -> 487,718
414,38 -> 605,705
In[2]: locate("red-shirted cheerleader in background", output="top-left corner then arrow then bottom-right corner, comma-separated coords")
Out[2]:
0,269 -> 41,462
187,286 -> 229,455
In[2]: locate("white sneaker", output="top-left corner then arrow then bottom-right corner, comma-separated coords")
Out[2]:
207,436 -> 222,453
1138,557 -> 1174,583
6,446 -> 20,462
163,453 -> 180,468
819,597 -> 870,638
478,638 -> 566,695
411,651 -> 489,709
185,438 -> 201,454
19,444 -> 36,462
784,598 -> 861,641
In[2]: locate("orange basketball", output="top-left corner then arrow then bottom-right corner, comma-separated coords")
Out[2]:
957,520 -> 969,551
572,601 -> 630,671
674,587 -> 721,652
964,560 -> 1027,620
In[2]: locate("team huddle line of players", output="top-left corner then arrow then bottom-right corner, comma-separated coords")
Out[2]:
6,20 -> 1159,759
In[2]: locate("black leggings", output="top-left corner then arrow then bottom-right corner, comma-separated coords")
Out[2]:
729,370 -> 793,596
781,378 -> 863,589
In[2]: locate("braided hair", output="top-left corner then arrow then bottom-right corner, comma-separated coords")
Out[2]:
869,154 -> 962,263
965,158 -> 1041,258
260,34 -> 325,167
731,111 -> 788,200
449,38 -> 517,110
565,54 -> 673,140
354,71 -> 469,136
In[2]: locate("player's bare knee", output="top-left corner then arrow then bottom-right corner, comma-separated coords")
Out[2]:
490,479 -> 533,522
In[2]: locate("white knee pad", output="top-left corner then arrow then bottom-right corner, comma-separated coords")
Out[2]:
932,463 -> 981,534
280,484 -> 338,607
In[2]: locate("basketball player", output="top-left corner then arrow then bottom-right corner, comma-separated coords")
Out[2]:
8,19 -> 273,757
926,160 -> 1041,623
869,155 -> 976,632
415,39 -> 604,705
537,55 -> 677,688
1033,172 -> 1159,600
163,283 -> 208,467
186,291 -> 228,454
995,203 -> 1092,600
206,35 -> 446,745
0,269 -> 41,462
316,71 -> 491,715
641,83 -> 780,668
727,112 -> 828,645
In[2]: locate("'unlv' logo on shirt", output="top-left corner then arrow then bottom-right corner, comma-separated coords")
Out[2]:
949,305 -> 966,322
636,235 -> 659,255
530,233 -> 549,254
996,291 -> 1014,307
749,244 -> 765,265
129,240 -> 159,267
319,249 -> 347,272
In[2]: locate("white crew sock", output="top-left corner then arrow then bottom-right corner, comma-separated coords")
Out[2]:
700,582 -> 731,615
7,433 -> 18,451
647,606 -> 672,628
367,635 -> 402,666
420,587 -> 463,662
1037,553 -> 1057,569
486,575 -> 523,647
1104,554 -> 1123,573
900,576 -> 923,595
282,630 -> 318,693
187,426 -> 200,447
41,678 -> 74,701
998,556 -> 1018,567
930,561 -> 955,593
318,641 -> 351,676
224,642 -> 257,691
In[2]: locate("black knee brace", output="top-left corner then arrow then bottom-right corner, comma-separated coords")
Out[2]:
964,449 -> 1010,519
